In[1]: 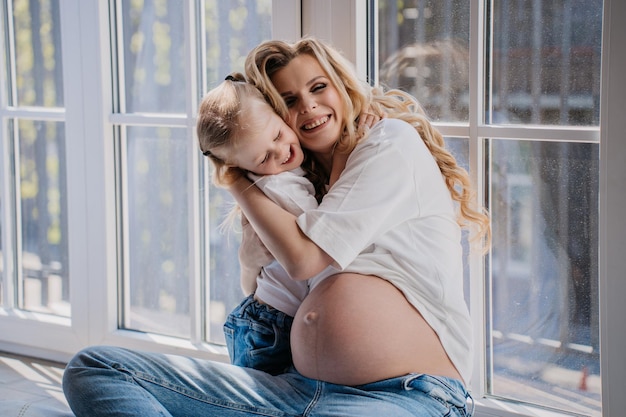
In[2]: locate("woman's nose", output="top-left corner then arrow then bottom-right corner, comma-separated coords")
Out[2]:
298,96 -> 317,114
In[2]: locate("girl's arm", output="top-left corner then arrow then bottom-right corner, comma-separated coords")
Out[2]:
238,214 -> 273,294
229,175 -> 333,280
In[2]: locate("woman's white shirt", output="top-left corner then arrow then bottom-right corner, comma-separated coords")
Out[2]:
296,118 -> 473,383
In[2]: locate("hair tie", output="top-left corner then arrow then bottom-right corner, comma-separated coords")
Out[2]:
225,74 -> 237,82
202,150 -> 212,157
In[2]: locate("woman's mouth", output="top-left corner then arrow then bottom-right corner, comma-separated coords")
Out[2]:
302,116 -> 329,131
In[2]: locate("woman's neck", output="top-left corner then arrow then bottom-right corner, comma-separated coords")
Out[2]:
315,140 -> 339,173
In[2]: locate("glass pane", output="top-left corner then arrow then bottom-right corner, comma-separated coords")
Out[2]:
13,0 -> 64,107
490,0 -> 603,126
488,139 -> 600,415
119,0 -> 186,113
204,0 -> 272,89
377,0 -> 470,122
206,182 -> 241,345
122,126 -> 190,339
18,120 -> 70,316
445,137 -> 471,303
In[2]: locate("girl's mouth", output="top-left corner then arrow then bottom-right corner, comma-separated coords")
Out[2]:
282,145 -> 295,165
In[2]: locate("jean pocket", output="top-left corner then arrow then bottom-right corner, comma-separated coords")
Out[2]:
403,374 -> 471,416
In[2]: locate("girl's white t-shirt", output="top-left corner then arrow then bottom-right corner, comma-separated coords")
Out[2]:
251,168 -> 316,317
297,118 -> 474,383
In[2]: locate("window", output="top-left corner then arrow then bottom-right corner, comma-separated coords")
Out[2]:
2,1 -> 625,416
0,0 -> 68,317
374,0 -> 602,415
0,0 -> 299,357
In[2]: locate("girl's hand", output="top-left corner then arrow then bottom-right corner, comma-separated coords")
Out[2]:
356,111 -> 385,138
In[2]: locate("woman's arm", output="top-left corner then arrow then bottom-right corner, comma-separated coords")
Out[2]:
229,175 -> 334,280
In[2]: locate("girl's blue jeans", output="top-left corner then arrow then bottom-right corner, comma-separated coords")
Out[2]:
224,294 -> 294,375
63,345 -> 474,416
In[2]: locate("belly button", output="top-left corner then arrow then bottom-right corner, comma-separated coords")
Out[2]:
303,311 -> 318,324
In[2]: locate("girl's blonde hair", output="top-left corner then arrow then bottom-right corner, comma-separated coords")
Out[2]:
197,73 -> 265,187
245,37 -> 490,247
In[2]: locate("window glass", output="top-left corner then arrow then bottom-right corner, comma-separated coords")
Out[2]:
2,0 -> 69,318
378,0 -> 470,122
13,0 -> 64,107
18,119 -> 69,316
490,0 -> 602,125
203,0 -> 272,88
445,137 -> 471,300
488,139 -> 600,415
119,0 -> 186,113
121,126 -> 191,338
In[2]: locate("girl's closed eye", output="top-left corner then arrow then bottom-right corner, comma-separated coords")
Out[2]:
283,96 -> 296,108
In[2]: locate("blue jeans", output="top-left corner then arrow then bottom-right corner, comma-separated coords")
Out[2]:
224,294 -> 294,375
62,345 -> 474,416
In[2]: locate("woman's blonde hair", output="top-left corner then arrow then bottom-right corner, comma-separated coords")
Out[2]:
197,72 -> 266,187
245,37 -> 490,247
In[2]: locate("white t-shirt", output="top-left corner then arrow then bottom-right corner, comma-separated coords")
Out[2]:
249,168 -> 318,316
297,118 -> 474,383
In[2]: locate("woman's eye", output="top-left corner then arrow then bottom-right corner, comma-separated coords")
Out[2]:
284,97 -> 296,107
312,83 -> 326,93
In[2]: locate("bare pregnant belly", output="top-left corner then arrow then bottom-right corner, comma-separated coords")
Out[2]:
291,273 -> 463,386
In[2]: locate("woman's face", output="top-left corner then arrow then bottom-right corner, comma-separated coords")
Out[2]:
270,54 -> 344,156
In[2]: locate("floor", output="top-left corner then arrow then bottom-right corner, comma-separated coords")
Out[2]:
0,352 -> 74,417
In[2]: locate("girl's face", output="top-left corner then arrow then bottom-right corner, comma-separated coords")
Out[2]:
270,54 -> 344,156
213,98 -> 304,176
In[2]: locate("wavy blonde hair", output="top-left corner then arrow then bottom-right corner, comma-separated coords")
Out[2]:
245,37 -> 490,247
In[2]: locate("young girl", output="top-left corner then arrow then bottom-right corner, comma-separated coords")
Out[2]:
197,73 -> 317,374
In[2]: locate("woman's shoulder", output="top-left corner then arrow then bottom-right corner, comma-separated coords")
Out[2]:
362,118 -> 421,150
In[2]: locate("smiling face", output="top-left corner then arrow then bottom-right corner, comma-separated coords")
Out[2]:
270,54 -> 345,157
211,97 -> 305,176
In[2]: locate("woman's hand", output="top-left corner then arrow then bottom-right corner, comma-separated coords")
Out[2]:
238,214 -> 273,295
